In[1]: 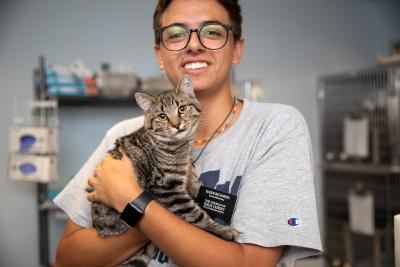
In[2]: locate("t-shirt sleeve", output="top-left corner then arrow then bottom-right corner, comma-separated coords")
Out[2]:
52,117 -> 143,228
232,106 -> 322,265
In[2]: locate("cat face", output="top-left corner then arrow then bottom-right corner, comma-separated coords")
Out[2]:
136,75 -> 201,140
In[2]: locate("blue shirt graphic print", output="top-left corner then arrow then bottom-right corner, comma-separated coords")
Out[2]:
198,170 -> 242,196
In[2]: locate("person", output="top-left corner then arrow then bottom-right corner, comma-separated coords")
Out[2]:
54,0 -> 322,266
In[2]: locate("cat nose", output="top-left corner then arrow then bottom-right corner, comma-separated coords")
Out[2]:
170,117 -> 181,129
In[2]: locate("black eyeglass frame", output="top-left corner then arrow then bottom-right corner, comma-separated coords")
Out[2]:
158,23 -> 234,51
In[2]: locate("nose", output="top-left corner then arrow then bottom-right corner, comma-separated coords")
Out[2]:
170,116 -> 181,129
186,30 -> 205,52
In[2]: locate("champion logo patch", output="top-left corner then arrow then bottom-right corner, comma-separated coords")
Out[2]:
288,217 -> 301,227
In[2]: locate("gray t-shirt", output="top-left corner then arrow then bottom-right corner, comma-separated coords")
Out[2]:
54,99 -> 322,267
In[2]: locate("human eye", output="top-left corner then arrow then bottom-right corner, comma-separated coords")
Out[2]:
201,24 -> 225,39
163,26 -> 187,42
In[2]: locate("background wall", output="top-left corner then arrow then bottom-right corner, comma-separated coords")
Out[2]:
0,1 -> 399,266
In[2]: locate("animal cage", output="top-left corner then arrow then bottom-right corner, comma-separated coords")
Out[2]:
318,64 -> 400,267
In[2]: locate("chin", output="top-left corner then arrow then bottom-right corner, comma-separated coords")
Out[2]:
191,82 -> 209,92
194,79 -> 223,93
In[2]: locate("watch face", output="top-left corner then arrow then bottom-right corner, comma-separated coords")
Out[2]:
120,203 -> 143,228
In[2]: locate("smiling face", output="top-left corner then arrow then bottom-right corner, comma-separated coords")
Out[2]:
154,0 -> 244,97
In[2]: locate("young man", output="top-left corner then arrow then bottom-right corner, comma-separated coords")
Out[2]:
54,0 -> 322,266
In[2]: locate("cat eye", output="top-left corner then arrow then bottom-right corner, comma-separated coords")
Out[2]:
158,113 -> 168,121
178,105 -> 187,114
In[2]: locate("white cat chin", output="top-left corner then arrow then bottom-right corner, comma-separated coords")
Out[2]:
174,124 -> 198,139
173,129 -> 189,139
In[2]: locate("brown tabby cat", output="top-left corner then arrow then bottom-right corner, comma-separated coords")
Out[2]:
89,74 -> 239,267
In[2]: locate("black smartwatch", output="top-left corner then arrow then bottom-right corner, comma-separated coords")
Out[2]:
120,191 -> 153,228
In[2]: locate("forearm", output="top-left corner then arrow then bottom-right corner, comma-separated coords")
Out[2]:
138,201 -> 281,267
56,222 -> 149,267
88,150 -> 283,266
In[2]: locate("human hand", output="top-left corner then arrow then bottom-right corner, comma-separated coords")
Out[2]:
87,150 -> 143,212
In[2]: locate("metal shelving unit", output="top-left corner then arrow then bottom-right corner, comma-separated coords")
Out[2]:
323,162 -> 400,175
318,64 -> 400,266
34,56 -> 51,267
34,56 -> 139,266
56,95 -> 134,106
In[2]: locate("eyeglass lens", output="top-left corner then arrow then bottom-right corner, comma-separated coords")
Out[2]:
161,24 -> 229,51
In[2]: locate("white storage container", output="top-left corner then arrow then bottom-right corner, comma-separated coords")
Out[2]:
9,126 -> 58,154
9,154 -> 58,183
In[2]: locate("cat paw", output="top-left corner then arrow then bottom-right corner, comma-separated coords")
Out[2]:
108,149 -> 123,160
220,226 -> 239,241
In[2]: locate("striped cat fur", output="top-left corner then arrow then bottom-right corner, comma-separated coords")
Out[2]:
90,75 -> 239,267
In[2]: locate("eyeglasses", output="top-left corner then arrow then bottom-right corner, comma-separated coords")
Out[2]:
158,23 -> 233,51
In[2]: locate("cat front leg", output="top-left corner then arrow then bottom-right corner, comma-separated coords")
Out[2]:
186,165 -> 203,198
184,204 -> 239,241
203,219 -> 240,241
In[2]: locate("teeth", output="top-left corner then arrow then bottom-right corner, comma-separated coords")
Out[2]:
184,62 -> 208,70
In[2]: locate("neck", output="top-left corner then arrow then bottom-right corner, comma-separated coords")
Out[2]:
194,83 -> 238,146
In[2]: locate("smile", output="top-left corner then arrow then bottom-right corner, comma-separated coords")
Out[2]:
184,62 -> 209,70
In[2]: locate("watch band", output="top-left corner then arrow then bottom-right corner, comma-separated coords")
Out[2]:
120,191 -> 153,228
132,191 -> 153,211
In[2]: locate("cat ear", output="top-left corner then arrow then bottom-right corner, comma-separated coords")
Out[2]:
135,92 -> 156,111
176,74 -> 194,95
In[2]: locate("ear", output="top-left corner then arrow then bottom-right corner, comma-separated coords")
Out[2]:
176,74 -> 194,95
154,44 -> 165,70
135,92 -> 156,111
232,37 -> 245,65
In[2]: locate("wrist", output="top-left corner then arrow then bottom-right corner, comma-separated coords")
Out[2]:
115,188 -> 144,213
119,191 -> 153,228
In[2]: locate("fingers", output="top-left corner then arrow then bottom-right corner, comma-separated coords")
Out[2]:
87,190 -> 97,202
87,175 -> 97,202
88,175 -> 96,188
105,152 -> 115,159
94,162 -> 101,177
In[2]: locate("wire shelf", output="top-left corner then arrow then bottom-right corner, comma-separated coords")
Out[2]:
318,64 -> 400,266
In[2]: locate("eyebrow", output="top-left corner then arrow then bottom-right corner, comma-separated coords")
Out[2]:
160,20 -> 227,29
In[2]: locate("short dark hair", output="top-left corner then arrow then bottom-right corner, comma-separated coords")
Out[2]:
153,0 -> 242,44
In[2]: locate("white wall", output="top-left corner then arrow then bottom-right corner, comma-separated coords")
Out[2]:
0,1 -> 399,266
